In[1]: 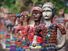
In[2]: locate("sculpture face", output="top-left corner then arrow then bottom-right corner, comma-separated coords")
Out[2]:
42,7 -> 52,20
32,10 -> 41,21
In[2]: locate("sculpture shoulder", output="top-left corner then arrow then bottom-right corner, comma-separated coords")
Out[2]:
57,24 -> 66,35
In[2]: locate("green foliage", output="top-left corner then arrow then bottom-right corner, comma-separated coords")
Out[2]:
65,7 -> 68,13
0,0 -> 16,13
32,0 -> 38,4
0,0 -> 65,13
0,0 -> 15,7
50,0 -> 64,13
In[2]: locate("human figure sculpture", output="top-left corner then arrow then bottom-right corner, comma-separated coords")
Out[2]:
41,2 -> 66,51
28,6 -> 43,49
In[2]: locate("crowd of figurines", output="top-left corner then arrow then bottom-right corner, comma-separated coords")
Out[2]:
0,1 -> 67,51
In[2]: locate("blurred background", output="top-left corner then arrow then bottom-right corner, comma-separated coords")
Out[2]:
0,0 -> 68,51
0,0 -> 67,13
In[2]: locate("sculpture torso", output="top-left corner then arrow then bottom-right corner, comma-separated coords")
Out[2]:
28,23 -> 43,44
41,21 -> 57,44
40,19 -> 66,45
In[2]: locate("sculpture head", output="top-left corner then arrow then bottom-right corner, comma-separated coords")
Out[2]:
31,6 -> 42,21
42,2 -> 55,20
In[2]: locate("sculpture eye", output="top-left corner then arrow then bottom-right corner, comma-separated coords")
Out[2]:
43,10 -> 46,12
33,14 -> 36,16
46,10 -> 52,12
